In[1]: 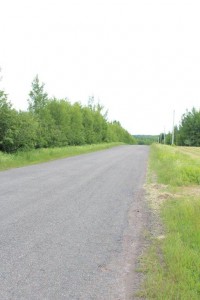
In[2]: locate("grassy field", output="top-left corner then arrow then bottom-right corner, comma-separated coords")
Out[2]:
177,146 -> 200,159
138,144 -> 200,299
0,142 -> 123,171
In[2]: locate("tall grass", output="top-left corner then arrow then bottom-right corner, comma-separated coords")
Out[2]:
150,144 -> 200,185
139,144 -> 200,299
0,142 -> 123,171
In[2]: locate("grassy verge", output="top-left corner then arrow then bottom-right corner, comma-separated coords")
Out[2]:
150,144 -> 200,186
0,142 -> 123,171
138,144 -> 200,299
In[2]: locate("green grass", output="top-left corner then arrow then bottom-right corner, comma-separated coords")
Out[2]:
0,142 -> 123,171
150,144 -> 200,186
139,144 -> 200,299
139,196 -> 200,299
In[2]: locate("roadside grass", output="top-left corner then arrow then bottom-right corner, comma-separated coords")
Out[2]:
138,144 -> 200,299
0,142 -> 123,171
178,146 -> 200,159
150,144 -> 200,186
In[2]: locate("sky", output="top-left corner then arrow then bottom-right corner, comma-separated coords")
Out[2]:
0,0 -> 200,135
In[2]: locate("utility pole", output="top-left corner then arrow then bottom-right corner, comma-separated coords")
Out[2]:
164,127 -> 166,144
172,110 -> 175,145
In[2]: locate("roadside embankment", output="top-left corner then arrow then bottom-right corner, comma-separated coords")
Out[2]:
137,144 -> 200,299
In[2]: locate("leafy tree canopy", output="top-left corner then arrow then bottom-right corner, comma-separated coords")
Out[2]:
28,75 -> 48,114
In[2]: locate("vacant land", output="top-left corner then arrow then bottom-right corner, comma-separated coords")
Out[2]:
139,144 -> 200,299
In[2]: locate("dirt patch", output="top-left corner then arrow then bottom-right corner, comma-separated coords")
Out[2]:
144,183 -> 173,211
177,185 -> 200,197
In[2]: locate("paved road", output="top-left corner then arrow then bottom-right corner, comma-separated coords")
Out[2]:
0,145 -> 149,300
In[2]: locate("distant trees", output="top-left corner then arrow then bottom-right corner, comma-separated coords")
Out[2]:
8,76 -> 200,151
158,107 -> 200,146
134,135 -> 158,145
0,75 -> 136,153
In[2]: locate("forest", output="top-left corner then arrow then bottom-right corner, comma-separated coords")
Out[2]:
0,75 -> 136,153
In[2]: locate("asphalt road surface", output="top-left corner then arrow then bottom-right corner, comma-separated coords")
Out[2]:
0,145 -> 149,300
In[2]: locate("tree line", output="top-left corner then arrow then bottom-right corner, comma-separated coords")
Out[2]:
159,107 -> 200,146
134,135 -> 158,145
0,75 -> 136,153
